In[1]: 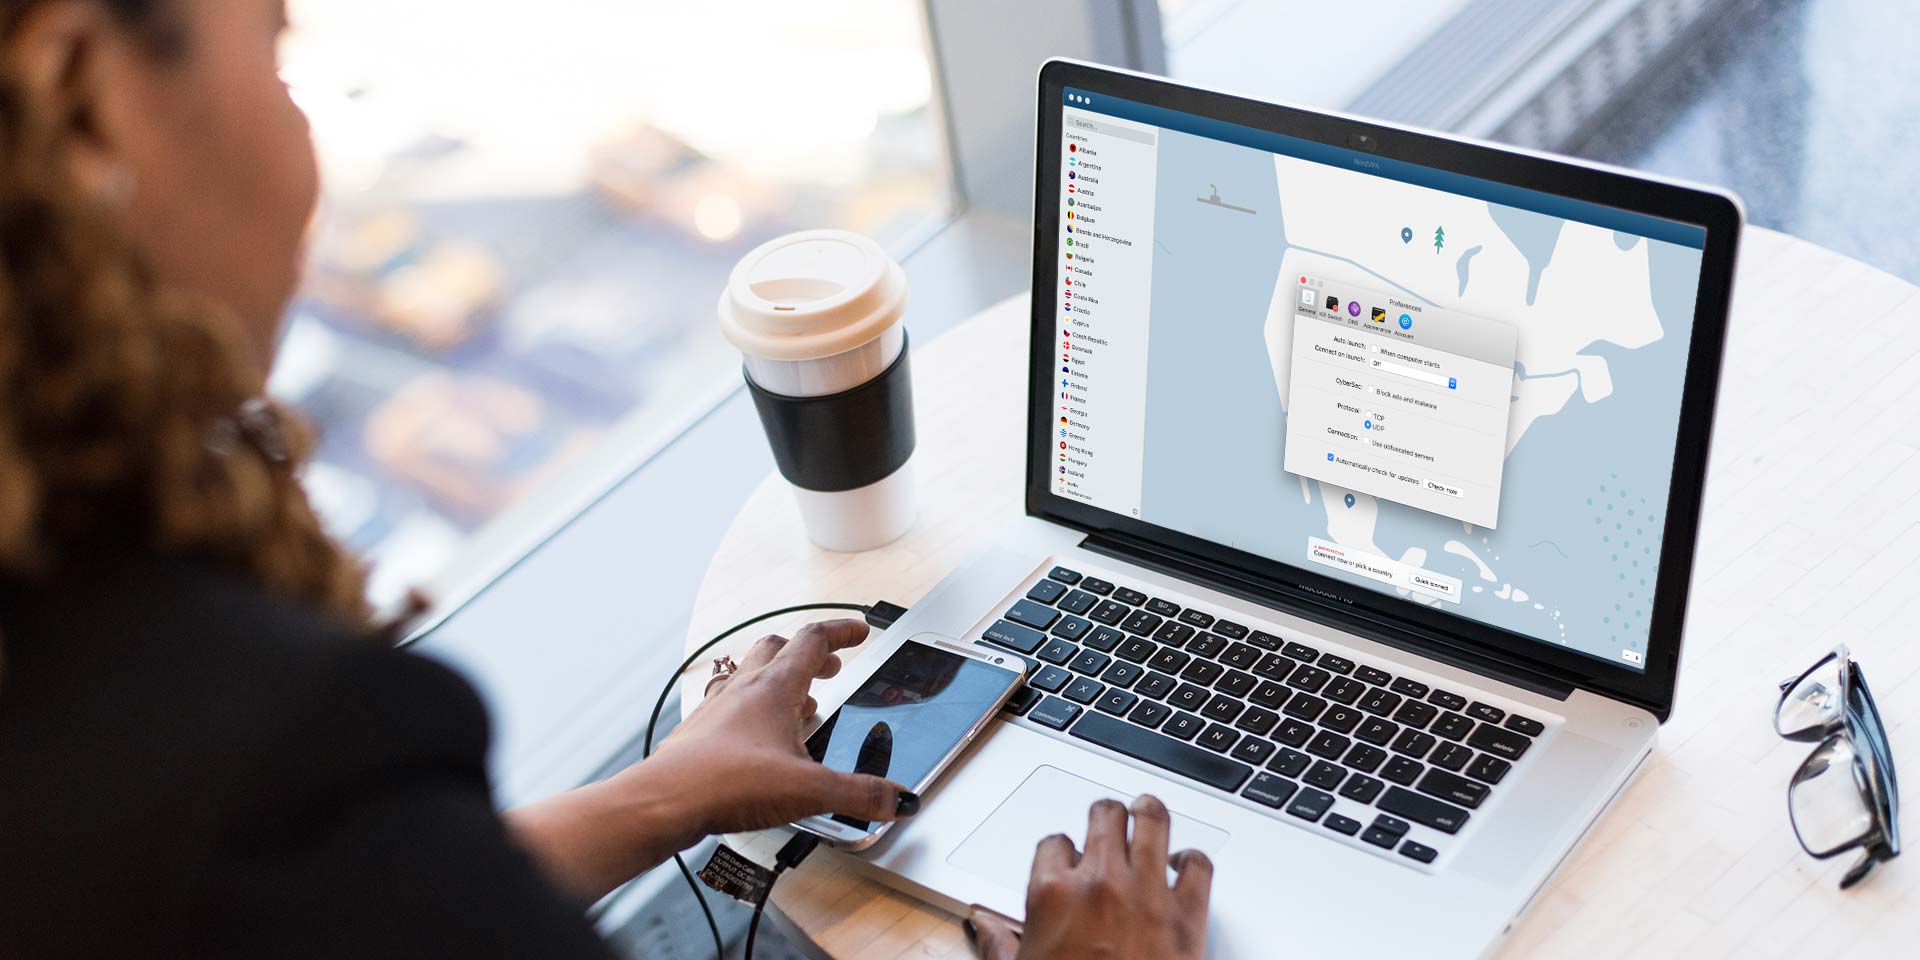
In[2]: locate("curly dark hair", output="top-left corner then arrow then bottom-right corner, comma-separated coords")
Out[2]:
0,1 -> 379,657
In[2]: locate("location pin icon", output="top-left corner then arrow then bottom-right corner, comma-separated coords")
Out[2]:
1344,493 -> 1356,509
1401,227 -> 1413,244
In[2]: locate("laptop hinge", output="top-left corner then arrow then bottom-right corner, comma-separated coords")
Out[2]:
1080,531 -> 1577,701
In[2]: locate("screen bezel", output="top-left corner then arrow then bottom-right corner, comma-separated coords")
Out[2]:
1026,60 -> 1741,719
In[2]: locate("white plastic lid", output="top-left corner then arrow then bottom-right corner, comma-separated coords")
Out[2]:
718,229 -> 908,362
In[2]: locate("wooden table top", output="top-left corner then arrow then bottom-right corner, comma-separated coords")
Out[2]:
685,227 -> 1920,958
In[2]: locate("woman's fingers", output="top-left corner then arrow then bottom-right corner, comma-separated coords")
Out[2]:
1169,849 -> 1214,918
1031,832 -> 1079,877
1128,794 -> 1172,881
1080,798 -> 1130,872
810,767 -> 915,823
966,909 -> 1022,960
739,634 -> 787,672
767,619 -> 869,686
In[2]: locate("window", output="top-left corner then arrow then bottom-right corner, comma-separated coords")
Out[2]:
270,0 -> 950,605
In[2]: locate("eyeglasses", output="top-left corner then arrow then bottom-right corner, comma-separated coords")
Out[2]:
1775,644 -> 1900,889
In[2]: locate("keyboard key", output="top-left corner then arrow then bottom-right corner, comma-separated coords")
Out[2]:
1354,666 -> 1392,687
1466,701 -> 1506,724
1417,768 -> 1491,809
1187,632 -> 1228,659
1088,600 -> 1131,626
1213,620 -> 1249,640
1285,788 -> 1335,822
1177,609 -> 1215,629
1317,653 -> 1355,675
1357,687 -> 1402,717
1307,730 -> 1352,761
984,619 -> 1047,654
1058,590 -> 1098,615
1201,694 -> 1245,724
1390,730 -> 1437,759
1304,760 -> 1347,790
1338,774 -> 1385,804
1378,786 -> 1470,834
1268,748 -> 1312,778
1153,621 -> 1196,648
1168,683 -> 1211,712
1252,653 -> 1295,681
1030,665 -> 1072,692
1197,723 -> 1240,753
1146,648 -> 1191,675
1466,724 -> 1532,761
1121,610 -> 1164,637
1096,688 -> 1138,717
1135,671 -> 1177,700
1246,630 -> 1283,650
1026,579 -> 1068,604
1213,670 -> 1256,700
1128,700 -> 1171,729
1432,711 -> 1475,741
1051,616 -> 1092,641
1028,696 -> 1081,730
1381,756 -> 1424,786
1504,714 -> 1546,737
1250,680 -> 1290,709
1342,744 -> 1388,774
1101,661 -> 1143,688
1389,677 -> 1430,699
1069,649 -> 1112,676
1048,566 -> 1083,585
1003,686 -> 1042,716
1286,664 -> 1332,693
1400,840 -> 1438,864
1220,643 -> 1262,670
1361,826 -> 1399,849
1392,700 -> 1438,730
1283,692 -> 1328,723
1354,716 -> 1399,746
1371,814 -> 1411,837
1180,660 -> 1225,686
1323,677 -> 1366,705
1163,712 -> 1205,741
1116,636 -> 1157,664
1242,772 -> 1298,809
1231,736 -> 1276,766
1321,705 -> 1364,734
1234,706 -> 1280,736
1145,598 -> 1182,618
1282,642 -> 1320,662
1428,689 -> 1468,712
1063,676 -> 1106,705
1080,577 -> 1115,596
1324,813 -> 1363,836
1113,587 -> 1148,606
1038,639 -> 1078,665
1070,711 -> 1252,792
1083,625 -> 1126,652
1273,718 -> 1314,748
1465,753 -> 1512,785
1429,741 -> 1473,772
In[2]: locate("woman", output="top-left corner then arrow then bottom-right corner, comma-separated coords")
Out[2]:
0,1 -> 1213,957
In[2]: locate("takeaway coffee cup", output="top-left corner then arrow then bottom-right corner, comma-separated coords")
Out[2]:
719,229 -> 916,552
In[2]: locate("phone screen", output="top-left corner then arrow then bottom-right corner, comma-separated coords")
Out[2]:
805,642 -> 1020,830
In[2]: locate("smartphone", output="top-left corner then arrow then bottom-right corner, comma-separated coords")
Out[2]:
797,634 -> 1028,849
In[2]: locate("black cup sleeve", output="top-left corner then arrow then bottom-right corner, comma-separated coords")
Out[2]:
746,336 -> 916,493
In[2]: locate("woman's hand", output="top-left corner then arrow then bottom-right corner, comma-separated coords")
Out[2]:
967,796 -> 1212,960
644,618 -> 918,837
505,619 -> 915,902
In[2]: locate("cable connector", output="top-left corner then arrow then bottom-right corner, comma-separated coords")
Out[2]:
774,831 -> 820,874
864,600 -> 910,631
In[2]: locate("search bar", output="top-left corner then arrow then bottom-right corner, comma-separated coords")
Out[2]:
1066,115 -> 1156,146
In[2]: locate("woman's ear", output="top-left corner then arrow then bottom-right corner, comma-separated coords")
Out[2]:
4,0 -> 142,204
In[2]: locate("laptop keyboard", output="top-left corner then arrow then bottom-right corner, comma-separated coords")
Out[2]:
989,566 -> 1547,868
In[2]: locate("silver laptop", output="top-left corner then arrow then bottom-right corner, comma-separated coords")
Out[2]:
850,60 -> 1742,957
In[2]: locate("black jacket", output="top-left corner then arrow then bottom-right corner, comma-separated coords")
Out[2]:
0,546 -> 611,957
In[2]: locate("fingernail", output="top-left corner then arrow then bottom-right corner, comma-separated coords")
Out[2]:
896,790 -> 921,816
962,918 -> 978,946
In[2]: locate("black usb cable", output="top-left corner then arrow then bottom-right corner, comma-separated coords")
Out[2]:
637,600 -> 909,960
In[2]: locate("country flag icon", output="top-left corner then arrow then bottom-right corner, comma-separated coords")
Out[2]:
1069,144 -> 1077,152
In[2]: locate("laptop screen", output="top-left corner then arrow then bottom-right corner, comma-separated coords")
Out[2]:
1051,88 -> 1710,673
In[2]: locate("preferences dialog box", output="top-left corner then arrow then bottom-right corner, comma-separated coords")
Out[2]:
1284,276 -> 1517,529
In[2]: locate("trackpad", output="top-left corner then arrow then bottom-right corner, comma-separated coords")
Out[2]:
947,765 -> 1230,891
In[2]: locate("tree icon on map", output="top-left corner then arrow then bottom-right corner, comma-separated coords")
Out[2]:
1434,225 -> 1446,254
